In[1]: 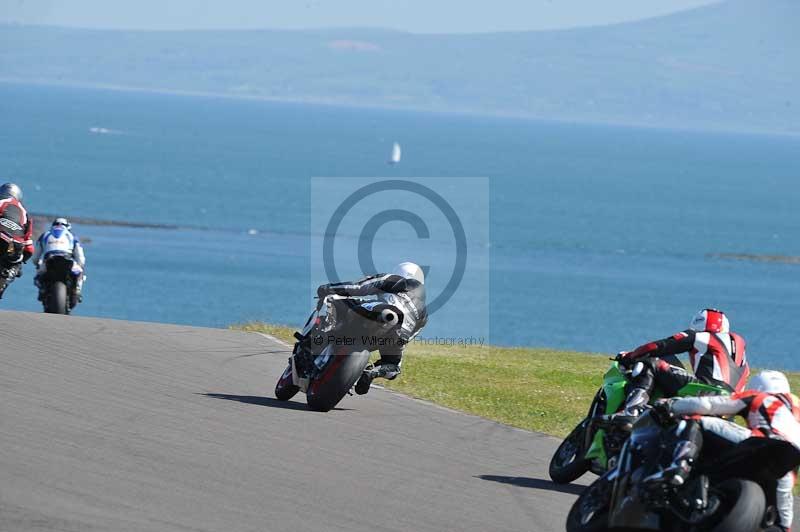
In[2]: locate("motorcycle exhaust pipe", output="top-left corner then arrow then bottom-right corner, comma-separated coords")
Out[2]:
379,308 -> 399,327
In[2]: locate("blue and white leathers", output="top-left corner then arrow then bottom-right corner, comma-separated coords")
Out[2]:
32,228 -> 86,289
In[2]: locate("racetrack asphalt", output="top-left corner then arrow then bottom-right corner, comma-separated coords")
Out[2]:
2,311 -> 793,531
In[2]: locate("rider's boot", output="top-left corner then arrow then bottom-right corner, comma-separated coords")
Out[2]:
355,364 -> 375,395
606,387 -> 650,428
71,281 -> 82,307
644,422 -> 702,487
614,360 -> 655,423
75,274 -> 84,303
34,274 -> 45,301
0,265 -> 19,299
354,359 -> 401,395
622,387 -> 650,417
644,440 -> 698,486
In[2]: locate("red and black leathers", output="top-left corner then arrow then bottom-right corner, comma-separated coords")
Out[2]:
0,197 -> 34,264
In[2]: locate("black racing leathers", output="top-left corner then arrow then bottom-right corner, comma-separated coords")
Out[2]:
317,273 -> 428,364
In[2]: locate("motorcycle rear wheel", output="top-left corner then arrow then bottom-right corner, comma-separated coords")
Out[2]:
306,349 -> 370,412
706,479 -> 765,532
44,281 -> 68,315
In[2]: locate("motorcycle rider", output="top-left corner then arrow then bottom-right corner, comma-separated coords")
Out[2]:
32,217 -> 86,303
315,261 -> 428,395
652,371 -> 800,532
618,309 -> 750,416
0,182 -> 34,295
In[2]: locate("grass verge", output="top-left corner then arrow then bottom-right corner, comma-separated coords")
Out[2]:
232,322 -> 800,438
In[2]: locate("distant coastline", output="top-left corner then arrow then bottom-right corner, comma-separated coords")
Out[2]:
4,79 -> 798,139
708,253 -> 800,265
30,213 -> 179,232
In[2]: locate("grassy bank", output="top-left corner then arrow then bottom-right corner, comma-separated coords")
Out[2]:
233,322 -> 800,438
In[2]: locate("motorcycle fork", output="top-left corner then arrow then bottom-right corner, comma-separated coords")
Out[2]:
586,382 -> 624,469
289,354 -> 310,392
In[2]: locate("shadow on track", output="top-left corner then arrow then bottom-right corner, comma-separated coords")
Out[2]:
200,393 -> 352,411
476,475 -> 585,495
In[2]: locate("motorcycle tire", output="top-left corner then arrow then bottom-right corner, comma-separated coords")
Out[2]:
306,349 -> 371,412
549,419 -> 590,484
45,281 -> 68,315
566,474 -> 612,532
707,479 -> 765,532
274,364 -> 300,401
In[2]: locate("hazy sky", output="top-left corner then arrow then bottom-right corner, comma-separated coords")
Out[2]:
1,0 -> 722,33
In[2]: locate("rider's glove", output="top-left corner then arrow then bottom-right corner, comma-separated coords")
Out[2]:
616,350 -> 635,367
316,285 -> 330,299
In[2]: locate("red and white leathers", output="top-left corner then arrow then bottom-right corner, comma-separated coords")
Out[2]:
625,328 -> 750,392
0,196 -> 34,261
671,392 -> 800,530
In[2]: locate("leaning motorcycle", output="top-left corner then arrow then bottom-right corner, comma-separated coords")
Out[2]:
566,410 -> 800,532
549,355 -> 726,484
274,294 -> 403,412
38,251 -> 82,314
0,223 -> 27,299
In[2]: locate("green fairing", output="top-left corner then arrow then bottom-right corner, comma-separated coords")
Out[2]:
583,361 -> 727,468
584,362 -> 626,463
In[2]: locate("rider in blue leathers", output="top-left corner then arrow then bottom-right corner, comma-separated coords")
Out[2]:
32,218 -> 86,302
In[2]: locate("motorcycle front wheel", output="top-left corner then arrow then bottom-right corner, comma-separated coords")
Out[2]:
549,419 -> 590,484
566,475 -> 611,532
274,363 -> 299,401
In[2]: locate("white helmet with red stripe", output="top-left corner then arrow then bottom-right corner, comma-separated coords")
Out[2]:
689,308 -> 730,334
748,370 -> 791,394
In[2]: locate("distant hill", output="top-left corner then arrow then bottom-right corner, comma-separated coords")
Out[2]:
1,0 -> 798,134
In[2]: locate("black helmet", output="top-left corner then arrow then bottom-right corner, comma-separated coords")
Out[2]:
0,183 -> 23,201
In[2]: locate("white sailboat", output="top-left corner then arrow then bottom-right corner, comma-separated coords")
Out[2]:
388,142 -> 402,165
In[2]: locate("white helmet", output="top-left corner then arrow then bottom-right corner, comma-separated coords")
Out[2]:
689,308 -> 730,334
392,262 -> 424,284
748,370 -> 791,394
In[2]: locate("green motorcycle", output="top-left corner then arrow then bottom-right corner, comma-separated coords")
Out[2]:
548,356 -> 727,484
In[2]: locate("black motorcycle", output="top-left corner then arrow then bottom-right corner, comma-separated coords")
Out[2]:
0,230 -> 25,299
39,252 -> 81,314
275,294 -> 403,412
567,410 -> 800,532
